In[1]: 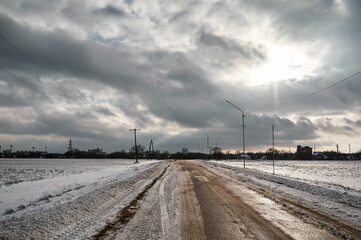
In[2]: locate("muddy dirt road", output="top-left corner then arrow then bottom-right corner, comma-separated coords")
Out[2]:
179,161 -> 352,240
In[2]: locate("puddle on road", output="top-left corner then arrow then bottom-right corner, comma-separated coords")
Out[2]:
224,179 -> 340,240
194,175 -> 209,182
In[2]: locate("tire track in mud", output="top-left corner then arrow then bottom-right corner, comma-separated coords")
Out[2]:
159,164 -> 179,239
204,162 -> 361,240
188,163 -> 292,240
92,164 -> 170,240
46,163 -> 165,240
179,161 -> 344,240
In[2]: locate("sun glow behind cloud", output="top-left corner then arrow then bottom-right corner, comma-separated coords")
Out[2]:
247,45 -> 320,85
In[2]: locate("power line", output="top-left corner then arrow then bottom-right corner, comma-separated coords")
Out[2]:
0,66 -> 58,102
264,70 -> 361,113
0,32 -> 78,101
217,118 -> 243,142
0,32 -> 122,127
0,51 -> 69,102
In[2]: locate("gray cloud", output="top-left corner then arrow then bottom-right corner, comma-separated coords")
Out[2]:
197,29 -> 266,66
316,117 -> 361,136
0,1 -> 360,153
96,5 -> 126,16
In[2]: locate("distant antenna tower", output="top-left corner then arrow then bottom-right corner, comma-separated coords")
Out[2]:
68,138 -> 73,153
336,144 -> 339,154
148,139 -> 154,160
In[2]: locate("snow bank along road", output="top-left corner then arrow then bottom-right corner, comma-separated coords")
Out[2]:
0,160 -> 360,239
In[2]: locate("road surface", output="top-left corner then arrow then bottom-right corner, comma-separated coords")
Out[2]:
1,160 -> 360,240
178,160 -> 346,240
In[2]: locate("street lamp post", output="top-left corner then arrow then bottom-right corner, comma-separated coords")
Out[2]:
226,100 -> 246,168
272,124 -> 275,174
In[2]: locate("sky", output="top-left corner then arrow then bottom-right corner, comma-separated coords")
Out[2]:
0,0 -> 360,154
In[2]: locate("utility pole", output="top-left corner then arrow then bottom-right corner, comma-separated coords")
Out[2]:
129,129 -> 141,163
10,145 -> 13,153
226,100 -> 246,168
198,143 -> 200,153
272,124 -> 275,174
289,146 -> 291,160
202,129 -> 209,156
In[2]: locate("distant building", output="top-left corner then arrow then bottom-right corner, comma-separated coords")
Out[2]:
88,148 -> 107,157
295,145 -> 312,160
313,151 -> 328,160
181,148 -> 188,154
2,149 -> 12,158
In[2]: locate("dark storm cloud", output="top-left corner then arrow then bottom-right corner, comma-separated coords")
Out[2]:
0,14 -> 143,91
0,70 -> 52,107
0,14 -> 226,130
0,81 -> 33,107
316,117 -> 361,136
165,113 -> 320,152
0,0 -> 360,153
99,5 -> 126,16
197,29 -> 266,66
0,108 -> 117,142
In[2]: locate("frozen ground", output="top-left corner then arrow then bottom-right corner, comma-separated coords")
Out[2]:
215,160 -> 361,190
0,159 -> 179,240
207,160 -> 361,231
0,159 -> 158,220
0,158 -> 148,187
0,159 -> 360,239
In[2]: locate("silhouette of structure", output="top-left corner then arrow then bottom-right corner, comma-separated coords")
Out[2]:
148,139 -> 154,160
226,100 -> 246,168
129,129 -> 141,163
295,145 -> 312,160
202,129 -> 209,155
182,148 -> 188,154
68,138 -> 73,153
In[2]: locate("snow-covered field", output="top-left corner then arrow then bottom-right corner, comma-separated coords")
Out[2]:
0,159 -> 360,239
0,158 -> 149,187
0,158 -> 158,219
213,160 -> 361,190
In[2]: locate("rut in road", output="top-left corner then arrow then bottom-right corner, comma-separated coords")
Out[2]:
180,161 -> 293,240
92,165 -> 169,240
